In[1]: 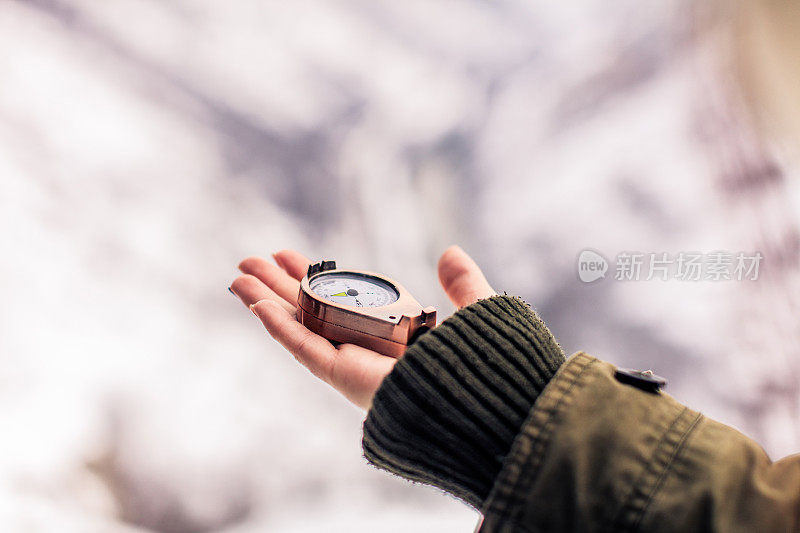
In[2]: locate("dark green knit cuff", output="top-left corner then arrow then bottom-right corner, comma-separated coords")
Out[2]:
362,295 -> 566,509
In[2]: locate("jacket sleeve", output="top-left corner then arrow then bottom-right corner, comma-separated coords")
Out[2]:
362,295 -> 566,509
363,296 -> 800,533
481,352 -> 800,533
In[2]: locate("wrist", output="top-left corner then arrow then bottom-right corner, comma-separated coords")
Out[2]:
362,295 -> 565,508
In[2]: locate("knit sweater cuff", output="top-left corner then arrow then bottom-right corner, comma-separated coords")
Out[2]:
362,295 -> 566,509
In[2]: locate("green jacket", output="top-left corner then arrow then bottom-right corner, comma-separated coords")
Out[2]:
363,296 -> 800,532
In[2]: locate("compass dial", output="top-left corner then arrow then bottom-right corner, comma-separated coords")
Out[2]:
310,272 -> 399,308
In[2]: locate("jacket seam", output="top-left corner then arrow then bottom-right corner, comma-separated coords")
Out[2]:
481,352 -> 598,529
610,406 -> 703,531
608,405 -> 688,530
509,355 -> 597,523
632,410 -> 703,530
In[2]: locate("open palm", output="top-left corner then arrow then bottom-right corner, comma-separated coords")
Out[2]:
230,246 -> 495,409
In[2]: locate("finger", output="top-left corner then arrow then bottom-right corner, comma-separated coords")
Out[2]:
230,274 -> 295,313
273,249 -> 312,281
239,256 -> 300,304
250,299 -> 395,409
438,245 -> 496,308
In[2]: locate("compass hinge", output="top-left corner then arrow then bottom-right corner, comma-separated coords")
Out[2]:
307,260 -> 337,278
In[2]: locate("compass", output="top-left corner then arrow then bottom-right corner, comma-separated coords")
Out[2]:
297,261 -> 437,358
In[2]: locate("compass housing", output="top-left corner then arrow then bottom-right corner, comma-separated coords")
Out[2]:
297,261 -> 437,358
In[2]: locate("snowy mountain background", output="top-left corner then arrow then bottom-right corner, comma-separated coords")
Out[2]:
3,1 -> 800,531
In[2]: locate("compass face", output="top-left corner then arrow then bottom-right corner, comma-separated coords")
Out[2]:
309,272 -> 399,308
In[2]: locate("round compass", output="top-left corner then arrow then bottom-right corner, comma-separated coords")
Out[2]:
310,272 -> 399,308
297,261 -> 436,358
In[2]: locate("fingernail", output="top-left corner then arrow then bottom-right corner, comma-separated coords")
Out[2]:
249,303 -> 258,315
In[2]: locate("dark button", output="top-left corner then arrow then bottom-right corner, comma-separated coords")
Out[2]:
614,368 -> 667,393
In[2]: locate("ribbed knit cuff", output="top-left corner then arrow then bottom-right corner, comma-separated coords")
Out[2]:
362,295 -> 566,509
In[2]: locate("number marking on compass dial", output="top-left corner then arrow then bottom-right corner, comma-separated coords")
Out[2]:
310,273 -> 399,308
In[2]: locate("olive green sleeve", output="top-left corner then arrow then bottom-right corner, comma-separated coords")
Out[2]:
362,295 -> 566,509
362,295 -> 800,532
481,352 -> 800,533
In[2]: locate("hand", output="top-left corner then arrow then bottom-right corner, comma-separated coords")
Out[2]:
230,246 -> 495,409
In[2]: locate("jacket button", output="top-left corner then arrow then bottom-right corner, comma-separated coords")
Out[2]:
614,368 -> 667,392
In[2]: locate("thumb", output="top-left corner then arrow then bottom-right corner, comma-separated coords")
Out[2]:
438,245 -> 496,308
